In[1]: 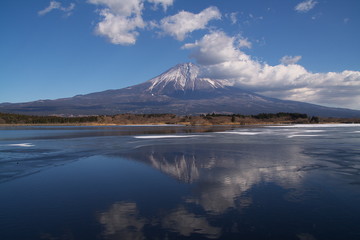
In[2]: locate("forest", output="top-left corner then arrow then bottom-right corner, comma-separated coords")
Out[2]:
0,112 -> 359,125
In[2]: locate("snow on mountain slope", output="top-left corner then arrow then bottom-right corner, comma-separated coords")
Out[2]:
146,63 -> 230,94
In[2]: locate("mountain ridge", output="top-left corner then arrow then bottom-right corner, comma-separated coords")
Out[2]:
1,63 -> 360,117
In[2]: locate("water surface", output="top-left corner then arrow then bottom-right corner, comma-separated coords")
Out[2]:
1,124 -> 360,240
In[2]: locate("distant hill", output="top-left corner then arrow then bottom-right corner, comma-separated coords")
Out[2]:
1,63 -> 360,117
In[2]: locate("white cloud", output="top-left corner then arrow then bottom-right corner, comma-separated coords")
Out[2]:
38,1 -> 61,15
230,12 -> 237,24
147,0 -> 174,11
88,1 -> 221,45
238,37 -> 252,49
182,31 -> 250,65
225,12 -> 238,24
159,6 -> 221,41
280,55 -> 302,65
295,0 -> 318,13
89,0 -> 146,45
88,0 -> 143,16
183,31 -> 360,110
88,0 -> 177,45
262,71 -> 360,109
38,1 -> 75,16
95,9 -> 145,45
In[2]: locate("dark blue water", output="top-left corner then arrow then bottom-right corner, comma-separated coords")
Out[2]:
0,124 -> 360,240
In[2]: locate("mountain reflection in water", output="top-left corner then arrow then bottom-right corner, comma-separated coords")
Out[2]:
99,142 -> 311,239
120,143 -> 307,213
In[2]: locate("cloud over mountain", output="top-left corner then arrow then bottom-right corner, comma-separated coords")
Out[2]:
183,31 -> 360,109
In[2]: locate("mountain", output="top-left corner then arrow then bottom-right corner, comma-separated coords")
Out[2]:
1,63 -> 360,117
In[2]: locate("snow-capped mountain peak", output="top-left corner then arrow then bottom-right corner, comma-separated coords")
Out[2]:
146,63 -> 227,94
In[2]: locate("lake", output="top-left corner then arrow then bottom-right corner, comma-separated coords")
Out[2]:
1,124 -> 360,240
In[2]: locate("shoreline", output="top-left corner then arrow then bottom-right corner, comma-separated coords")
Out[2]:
1,122 -> 359,127
2,112 -> 359,127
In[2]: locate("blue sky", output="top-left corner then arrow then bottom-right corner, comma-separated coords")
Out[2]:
1,0 -> 359,109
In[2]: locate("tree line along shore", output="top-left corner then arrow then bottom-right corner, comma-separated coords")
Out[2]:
0,112 -> 359,126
